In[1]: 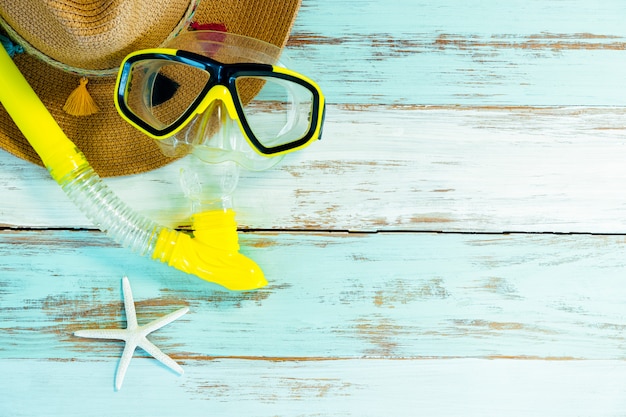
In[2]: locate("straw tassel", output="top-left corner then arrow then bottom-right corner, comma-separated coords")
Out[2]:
63,77 -> 99,116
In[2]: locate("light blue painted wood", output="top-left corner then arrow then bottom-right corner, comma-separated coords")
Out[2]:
2,0 -> 626,414
2,359 -> 626,416
2,230 -> 626,361
2,107 -> 626,233
288,0 -> 626,105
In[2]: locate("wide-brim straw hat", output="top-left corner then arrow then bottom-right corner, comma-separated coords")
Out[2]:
0,0 -> 301,177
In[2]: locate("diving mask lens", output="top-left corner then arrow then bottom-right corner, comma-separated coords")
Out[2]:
234,75 -> 317,152
121,58 -> 211,136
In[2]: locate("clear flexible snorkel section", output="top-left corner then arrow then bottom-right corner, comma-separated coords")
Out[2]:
0,41 -> 267,291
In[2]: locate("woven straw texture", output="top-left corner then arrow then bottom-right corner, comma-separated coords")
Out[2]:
0,0 -> 300,177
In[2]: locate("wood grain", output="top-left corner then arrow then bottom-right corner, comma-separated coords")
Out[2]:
3,0 -> 626,414
289,0 -> 626,105
2,230 -> 626,413
3,359 -> 626,416
2,230 -> 626,360
1,106 -> 625,233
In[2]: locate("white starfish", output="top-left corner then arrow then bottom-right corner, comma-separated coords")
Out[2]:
74,276 -> 189,390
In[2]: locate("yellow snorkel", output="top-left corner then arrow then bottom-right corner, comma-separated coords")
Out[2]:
0,44 -> 266,291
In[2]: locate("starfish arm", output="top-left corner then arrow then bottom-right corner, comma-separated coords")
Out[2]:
138,337 -> 184,375
122,276 -> 138,330
75,278 -> 188,390
140,307 -> 189,335
115,341 -> 138,391
74,328 -> 130,341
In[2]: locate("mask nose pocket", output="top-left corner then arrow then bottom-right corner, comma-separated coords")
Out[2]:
184,99 -> 285,171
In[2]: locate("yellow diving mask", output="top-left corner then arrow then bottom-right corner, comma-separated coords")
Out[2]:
114,30 -> 326,171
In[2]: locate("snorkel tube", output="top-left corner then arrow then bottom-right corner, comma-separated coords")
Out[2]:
0,44 -> 266,291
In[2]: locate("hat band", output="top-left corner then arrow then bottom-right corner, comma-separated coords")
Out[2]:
0,0 -> 200,77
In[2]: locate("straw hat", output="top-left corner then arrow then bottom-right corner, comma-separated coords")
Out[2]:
0,0 -> 301,177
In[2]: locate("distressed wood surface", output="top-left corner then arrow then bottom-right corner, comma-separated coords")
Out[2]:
3,0 -> 626,415
4,231 -> 626,360
290,0 -> 626,106
2,231 -> 626,414
2,105 -> 626,233
4,359 -> 626,417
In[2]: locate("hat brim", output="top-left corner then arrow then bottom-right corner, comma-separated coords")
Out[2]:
0,0 -> 301,177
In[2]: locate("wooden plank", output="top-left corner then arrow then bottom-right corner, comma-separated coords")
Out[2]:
2,358 -> 626,416
1,106 -> 626,233
2,230 -> 626,360
4,2 -> 626,415
288,0 -> 626,105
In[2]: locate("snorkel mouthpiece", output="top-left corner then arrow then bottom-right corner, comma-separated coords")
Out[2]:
0,43 -> 265,291
153,210 -> 267,291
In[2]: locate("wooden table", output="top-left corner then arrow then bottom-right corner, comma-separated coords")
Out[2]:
2,1 -> 626,415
